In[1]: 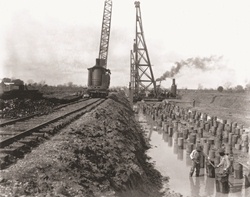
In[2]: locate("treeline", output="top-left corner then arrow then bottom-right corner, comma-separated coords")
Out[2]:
1,77 -> 85,95
26,82 -> 85,95
216,84 -> 250,93
188,82 -> 250,93
1,78 -> 84,88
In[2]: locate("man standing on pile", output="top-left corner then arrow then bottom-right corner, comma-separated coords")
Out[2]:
190,145 -> 203,177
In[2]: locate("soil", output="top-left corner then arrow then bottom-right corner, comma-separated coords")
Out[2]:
0,95 -> 81,120
0,93 -> 179,197
176,90 -> 250,128
0,99 -> 56,119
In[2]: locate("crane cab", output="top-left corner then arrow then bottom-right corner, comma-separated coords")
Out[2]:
87,59 -> 110,98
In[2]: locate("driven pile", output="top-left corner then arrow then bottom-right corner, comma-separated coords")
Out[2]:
139,101 -> 250,188
0,93 -> 164,197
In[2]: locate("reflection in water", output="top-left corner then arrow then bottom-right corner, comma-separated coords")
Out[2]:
147,122 -> 153,139
138,112 -> 248,197
173,142 -> 178,154
183,141 -> 187,149
245,186 -> 250,197
186,154 -> 192,166
215,192 -> 229,197
148,129 -> 153,139
168,136 -> 172,147
177,148 -> 184,161
214,189 -> 230,197
189,177 -> 201,197
205,177 -> 215,196
163,132 -> 168,142
200,175 -> 205,188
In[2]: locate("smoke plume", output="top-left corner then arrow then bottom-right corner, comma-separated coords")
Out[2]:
156,56 -> 223,81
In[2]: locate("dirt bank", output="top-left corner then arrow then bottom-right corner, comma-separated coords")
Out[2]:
177,90 -> 250,128
0,93 -> 168,197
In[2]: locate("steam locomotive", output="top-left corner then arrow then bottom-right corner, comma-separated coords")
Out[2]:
87,59 -> 111,98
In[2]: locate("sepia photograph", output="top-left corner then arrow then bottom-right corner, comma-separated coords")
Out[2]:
0,0 -> 250,196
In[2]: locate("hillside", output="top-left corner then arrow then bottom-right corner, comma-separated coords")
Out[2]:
177,90 -> 250,128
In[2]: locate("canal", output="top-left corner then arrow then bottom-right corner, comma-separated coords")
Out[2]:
137,111 -> 250,197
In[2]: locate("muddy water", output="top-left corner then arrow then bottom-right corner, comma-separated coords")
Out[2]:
137,112 -> 250,197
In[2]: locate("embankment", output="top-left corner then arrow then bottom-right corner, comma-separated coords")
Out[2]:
178,91 -> 250,128
0,93 -> 165,197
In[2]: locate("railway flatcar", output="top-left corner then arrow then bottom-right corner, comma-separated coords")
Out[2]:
87,59 -> 111,98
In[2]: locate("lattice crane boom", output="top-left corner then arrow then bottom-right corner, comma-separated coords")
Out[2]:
98,0 -> 112,68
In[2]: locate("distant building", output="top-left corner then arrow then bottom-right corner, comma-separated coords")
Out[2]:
0,80 -> 24,95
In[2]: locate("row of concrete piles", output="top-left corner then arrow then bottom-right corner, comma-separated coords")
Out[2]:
139,101 -> 250,187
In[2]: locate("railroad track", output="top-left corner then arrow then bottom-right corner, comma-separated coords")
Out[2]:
0,98 -> 104,169
0,98 -> 88,127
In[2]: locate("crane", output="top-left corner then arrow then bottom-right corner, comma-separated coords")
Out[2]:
97,0 -> 112,68
87,0 -> 112,98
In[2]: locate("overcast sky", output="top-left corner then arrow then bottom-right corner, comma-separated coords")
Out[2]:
0,0 -> 250,89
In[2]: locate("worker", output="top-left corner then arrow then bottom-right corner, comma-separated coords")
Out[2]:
189,145 -> 203,177
217,148 -> 231,175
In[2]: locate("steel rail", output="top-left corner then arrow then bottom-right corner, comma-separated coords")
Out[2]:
0,99 -> 103,148
0,114 -> 38,127
0,98 -> 87,127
